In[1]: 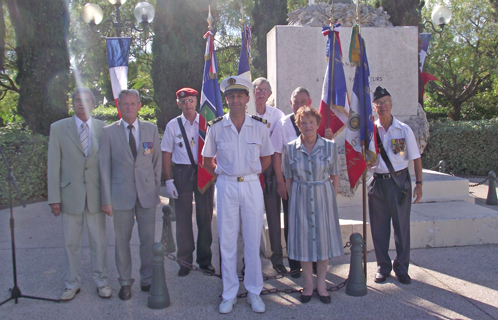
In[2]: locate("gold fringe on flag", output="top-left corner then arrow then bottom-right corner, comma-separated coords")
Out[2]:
349,24 -> 361,66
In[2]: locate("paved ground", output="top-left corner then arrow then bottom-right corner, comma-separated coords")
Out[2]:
0,181 -> 497,319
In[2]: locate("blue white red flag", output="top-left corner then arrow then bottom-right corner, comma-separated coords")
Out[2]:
106,37 -> 131,113
198,29 -> 224,193
345,33 -> 377,188
318,23 -> 349,137
237,24 -> 256,115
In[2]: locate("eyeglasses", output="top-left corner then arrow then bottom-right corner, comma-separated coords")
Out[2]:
178,98 -> 196,105
255,88 -> 269,93
373,100 -> 392,106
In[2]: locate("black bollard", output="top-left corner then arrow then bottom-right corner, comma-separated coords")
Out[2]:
162,205 -> 176,253
346,233 -> 367,297
486,171 -> 497,205
147,242 -> 170,309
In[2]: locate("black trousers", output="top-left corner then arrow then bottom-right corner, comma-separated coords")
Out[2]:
173,164 -> 214,267
262,165 -> 283,266
368,170 -> 412,276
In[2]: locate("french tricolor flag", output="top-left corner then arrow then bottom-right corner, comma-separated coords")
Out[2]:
106,37 -> 131,112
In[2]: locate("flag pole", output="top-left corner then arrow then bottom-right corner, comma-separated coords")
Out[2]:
206,5 -> 222,278
356,0 -> 367,279
327,1 -> 336,130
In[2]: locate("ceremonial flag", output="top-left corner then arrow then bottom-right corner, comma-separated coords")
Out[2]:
198,28 -> 224,193
318,23 -> 350,137
345,33 -> 377,188
419,33 -> 432,72
106,37 -> 131,115
237,24 -> 256,115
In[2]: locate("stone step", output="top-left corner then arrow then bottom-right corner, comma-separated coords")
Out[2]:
261,200 -> 498,257
336,169 -> 474,207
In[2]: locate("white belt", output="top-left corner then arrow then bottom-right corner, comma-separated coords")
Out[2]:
219,174 -> 259,182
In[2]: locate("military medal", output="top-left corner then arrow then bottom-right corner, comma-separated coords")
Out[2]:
143,142 -> 153,155
177,134 -> 182,139
267,122 -> 270,129
391,139 -> 406,155
179,142 -> 183,148
190,137 -> 195,146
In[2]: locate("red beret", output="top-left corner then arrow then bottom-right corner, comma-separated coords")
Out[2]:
176,88 -> 198,99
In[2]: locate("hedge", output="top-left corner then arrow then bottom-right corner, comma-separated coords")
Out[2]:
0,125 -> 49,206
68,106 -> 157,125
422,118 -> 498,176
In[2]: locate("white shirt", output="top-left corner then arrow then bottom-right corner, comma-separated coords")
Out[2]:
121,118 -> 140,153
74,115 -> 92,153
270,113 -> 300,153
371,116 -> 421,174
161,113 -> 199,165
202,113 -> 274,176
257,105 -> 285,136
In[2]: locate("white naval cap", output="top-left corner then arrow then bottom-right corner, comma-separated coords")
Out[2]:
220,76 -> 253,94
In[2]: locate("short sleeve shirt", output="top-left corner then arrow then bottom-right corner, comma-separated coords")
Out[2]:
257,105 -> 285,136
371,116 -> 421,174
271,113 -> 299,153
201,113 -> 274,176
161,113 -> 199,165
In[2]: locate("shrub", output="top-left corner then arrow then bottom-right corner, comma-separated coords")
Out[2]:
68,106 -> 157,125
422,118 -> 498,175
0,124 -> 49,206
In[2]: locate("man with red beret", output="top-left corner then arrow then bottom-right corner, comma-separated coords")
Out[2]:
161,88 -> 215,277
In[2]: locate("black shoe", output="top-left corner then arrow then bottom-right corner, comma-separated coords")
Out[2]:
273,264 -> 288,274
290,268 -> 301,278
118,285 -> 132,300
199,264 -> 215,273
318,294 -> 331,304
374,272 -> 390,283
397,273 -> 412,285
300,294 -> 312,303
141,284 -> 151,292
178,267 -> 190,277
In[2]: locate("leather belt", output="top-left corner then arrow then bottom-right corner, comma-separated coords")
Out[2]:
373,167 -> 408,179
219,174 -> 259,182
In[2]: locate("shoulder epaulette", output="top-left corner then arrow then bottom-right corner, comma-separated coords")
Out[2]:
207,116 -> 224,127
251,115 -> 267,124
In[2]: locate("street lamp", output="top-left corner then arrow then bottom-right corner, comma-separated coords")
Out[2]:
81,0 -> 155,37
420,4 -> 452,34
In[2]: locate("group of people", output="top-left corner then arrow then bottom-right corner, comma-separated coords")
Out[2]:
47,77 -> 423,314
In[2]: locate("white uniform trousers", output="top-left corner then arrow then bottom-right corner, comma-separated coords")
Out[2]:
216,175 -> 264,300
61,208 -> 108,289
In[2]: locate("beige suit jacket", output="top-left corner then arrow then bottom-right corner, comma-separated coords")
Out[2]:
99,119 -> 162,210
47,116 -> 106,214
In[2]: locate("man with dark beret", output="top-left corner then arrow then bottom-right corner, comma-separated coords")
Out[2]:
161,87 -> 215,277
369,86 -> 423,285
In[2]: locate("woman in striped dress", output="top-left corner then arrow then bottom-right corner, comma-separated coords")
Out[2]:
282,106 -> 343,304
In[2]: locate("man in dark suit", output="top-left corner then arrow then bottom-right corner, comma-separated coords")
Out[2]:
99,89 -> 162,300
47,88 -> 111,301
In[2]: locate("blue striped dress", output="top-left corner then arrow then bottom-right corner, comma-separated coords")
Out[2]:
282,135 -> 344,261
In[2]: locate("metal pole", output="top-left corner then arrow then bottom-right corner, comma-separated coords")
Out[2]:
327,2 -> 335,130
361,143 -> 367,278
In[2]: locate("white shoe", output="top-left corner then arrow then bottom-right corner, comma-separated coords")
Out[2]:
247,293 -> 265,313
61,287 -> 81,301
97,285 -> 112,298
219,298 -> 237,314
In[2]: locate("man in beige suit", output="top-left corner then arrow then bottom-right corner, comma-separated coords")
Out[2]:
47,88 -> 111,301
99,89 -> 162,301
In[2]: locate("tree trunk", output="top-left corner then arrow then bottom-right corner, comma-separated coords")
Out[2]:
8,0 -> 70,135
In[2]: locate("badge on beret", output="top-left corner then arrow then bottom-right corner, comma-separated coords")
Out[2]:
228,78 -> 236,85
180,91 -> 185,97
143,142 -> 153,155
391,138 -> 406,155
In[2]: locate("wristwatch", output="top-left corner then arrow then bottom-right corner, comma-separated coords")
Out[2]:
415,181 -> 423,185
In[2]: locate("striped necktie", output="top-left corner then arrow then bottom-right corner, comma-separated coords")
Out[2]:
79,122 -> 89,157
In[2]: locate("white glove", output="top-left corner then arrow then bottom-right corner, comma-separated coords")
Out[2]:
165,179 -> 178,199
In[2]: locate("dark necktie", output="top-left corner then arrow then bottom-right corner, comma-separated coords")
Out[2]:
128,124 -> 137,159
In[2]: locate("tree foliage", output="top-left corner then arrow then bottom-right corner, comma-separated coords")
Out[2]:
151,0 -> 214,131
252,0 -> 288,76
378,0 -> 423,26
424,0 -> 498,120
